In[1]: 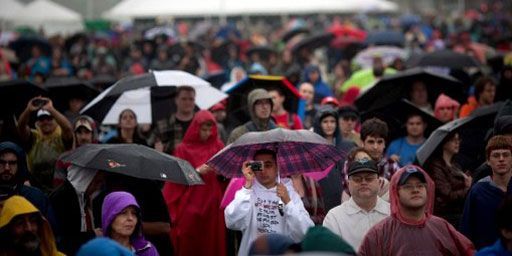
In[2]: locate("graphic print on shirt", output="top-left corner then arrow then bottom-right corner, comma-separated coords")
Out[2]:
254,197 -> 281,234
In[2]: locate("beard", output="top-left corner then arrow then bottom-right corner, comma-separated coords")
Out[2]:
14,232 -> 41,253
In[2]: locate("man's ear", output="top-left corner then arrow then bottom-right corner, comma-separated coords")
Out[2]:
501,228 -> 512,240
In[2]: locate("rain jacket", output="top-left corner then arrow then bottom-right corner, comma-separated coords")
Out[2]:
312,106 -> 353,211
434,93 -> 460,122
359,166 -> 475,255
227,89 -> 277,144
162,110 -> 226,256
302,65 -> 334,104
0,195 -> 64,256
460,176 -> 512,249
0,141 -> 56,230
224,178 -> 314,256
102,191 -> 158,256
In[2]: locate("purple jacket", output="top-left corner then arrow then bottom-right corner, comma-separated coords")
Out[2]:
102,191 -> 159,256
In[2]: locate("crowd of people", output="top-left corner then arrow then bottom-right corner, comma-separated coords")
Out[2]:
1,2 -> 512,255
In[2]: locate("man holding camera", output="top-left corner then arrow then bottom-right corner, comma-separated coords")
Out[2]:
17,96 -> 73,194
224,149 -> 314,256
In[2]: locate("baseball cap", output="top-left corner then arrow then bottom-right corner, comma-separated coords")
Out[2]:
320,96 -> 340,107
74,119 -> 93,132
347,158 -> 378,176
398,166 -> 427,186
210,103 -> 226,112
36,109 -> 52,119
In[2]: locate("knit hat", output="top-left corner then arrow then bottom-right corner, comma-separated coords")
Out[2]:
301,226 -> 356,255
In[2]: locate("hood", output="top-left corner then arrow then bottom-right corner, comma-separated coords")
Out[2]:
175,110 -> 224,167
0,195 -> 61,256
247,88 -> 274,123
434,93 -> 460,121
303,65 -> 324,84
389,165 -> 435,226
101,191 -> 143,242
313,106 -> 342,142
493,115 -> 512,136
182,110 -> 219,145
0,141 -> 29,185
77,237 -> 134,256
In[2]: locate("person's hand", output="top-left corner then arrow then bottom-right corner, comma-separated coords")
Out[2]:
242,161 -> 255,189
463,172 -> 473,188
197,164 -> 213,175
276,183 -> 290,204
389,154 -> 400,163
26,97 -> 43,112
39,97 -> 54,111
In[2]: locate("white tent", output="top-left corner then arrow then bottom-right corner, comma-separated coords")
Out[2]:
12,0 -> 84,36
0,0 -> 24,29
103,0 -> 398,20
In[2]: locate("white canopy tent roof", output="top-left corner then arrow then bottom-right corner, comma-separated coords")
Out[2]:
12,0 -> 84,36
103,0 -> 398,20
0,0 -> 24,29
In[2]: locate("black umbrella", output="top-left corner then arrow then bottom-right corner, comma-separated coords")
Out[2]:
8,36 -> 52,63
417,102 -> 505,166
365,31 -> 405,47
245,46 -> 276,60
204,71 -> 228,89
64,33 -> 88,53
291,33 -> 335,55
90,74 -> 117,90
60,144 -> 204,185
282,27 -> 310,42
355,67 -> 465,111
413,49 -> 481,69
361,99 -> 443,143
43,77 -> 99,112
0,79 -> 47,118
224,75 -> 303,129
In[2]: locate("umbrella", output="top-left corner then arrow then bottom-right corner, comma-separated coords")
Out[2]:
365,31 -> 405,47
8,36 -> 51,63
64,33 -> 88,53
90,74 -> 117,90
355,67 -> 465,111
81,70 -> 228,125
43,76 -> 99,112
413,49 -> 480,69
291,33 -> 335,55
224,75 -> 305,128
144,26 -> 176,40
206,128 -> 344,178
361,98 -> 443,142
245,46 -> 276,60
282,27 -> 310,42
60,144 -> 203,185
0,79 -> 47,118
353,46 -> 407,69
416,102 -> 505,167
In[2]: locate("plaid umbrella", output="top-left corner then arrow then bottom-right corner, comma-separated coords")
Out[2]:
206,128 -> 344,178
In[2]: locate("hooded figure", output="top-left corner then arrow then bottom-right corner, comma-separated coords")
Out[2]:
162,110 -> 226,256
434,93 -> 461,123
0,195 -> 64,256
0,142 -> 56,230
312,106 -> 353,211
359,166 -> 475,255
227,89 -> 277,144
102,191 -> 158,256
303,65 -> 334,104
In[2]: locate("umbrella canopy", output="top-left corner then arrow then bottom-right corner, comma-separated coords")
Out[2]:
282,27 -> 310,42
361,98 -> 443,142
0,0 -> 24,22
0,79 -> 47,118
416,102 -> 506,167
8,36 -> 51,63
355,67 -> 465,111
353,46 -> 407,69
81,70 -> 228,125
224,75 -> 305,128
291,32 -> 335,55
206,128 -> 344,178
60,144 -> 203,185
43,76 -> 99,112
413,49 -> 481,69
365,31 -> 405,47
245,46 -> 277,60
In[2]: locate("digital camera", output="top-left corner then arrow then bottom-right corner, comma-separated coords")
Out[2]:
247,161 -> 264,172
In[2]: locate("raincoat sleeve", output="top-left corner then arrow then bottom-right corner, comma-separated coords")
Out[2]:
358,224 -> 386,256
283,187 -> 315,242
224,186 -> 253,231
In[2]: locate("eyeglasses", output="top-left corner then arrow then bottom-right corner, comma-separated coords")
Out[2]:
490,151 -> 512,159
349,175 -> 378,183
0,160 -> 17,167
399,183 -> 427,191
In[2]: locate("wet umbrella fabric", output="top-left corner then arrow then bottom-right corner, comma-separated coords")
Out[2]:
206,128 -> 344,178
43,77 -> 99,111
413,50 -> 480,69
60,144 -> 203,185
355,67 -> 465,111
365,31 -> 405,47
0,79 -> 47,117
353,46 -> 407,69
291,33 -> 335,54
8,36 -> 51,63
